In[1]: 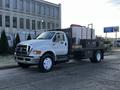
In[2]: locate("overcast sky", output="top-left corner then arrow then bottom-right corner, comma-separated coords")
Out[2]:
47,0 -> 120,38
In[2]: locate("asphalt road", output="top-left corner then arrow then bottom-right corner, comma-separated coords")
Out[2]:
0,54 -> 120,90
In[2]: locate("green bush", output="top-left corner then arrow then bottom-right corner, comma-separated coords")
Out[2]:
104,40 -> 111,44
27,33 -> 31,40
103,39 -> 113,51
0,30 -> 9,54
13,33 -> 20,50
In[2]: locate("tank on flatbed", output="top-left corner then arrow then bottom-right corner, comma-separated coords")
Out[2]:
61,24 -> 96,49
70,24 -> 96,40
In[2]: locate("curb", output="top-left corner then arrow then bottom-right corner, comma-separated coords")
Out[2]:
0,65 -> 19,70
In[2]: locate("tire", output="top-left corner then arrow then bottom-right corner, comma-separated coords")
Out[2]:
18,62 -> 30,68
38,54 -> 54,72
90,50 -> 102,63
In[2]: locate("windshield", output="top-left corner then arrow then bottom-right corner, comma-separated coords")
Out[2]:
36,32 -> 55,40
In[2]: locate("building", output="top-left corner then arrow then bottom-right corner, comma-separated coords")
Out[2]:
0,0 -> 61,40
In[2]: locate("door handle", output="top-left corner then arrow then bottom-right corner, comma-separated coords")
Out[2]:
60,41 -> 64,44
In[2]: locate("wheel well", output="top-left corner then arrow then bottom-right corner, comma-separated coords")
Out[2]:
42,51 -> 55,60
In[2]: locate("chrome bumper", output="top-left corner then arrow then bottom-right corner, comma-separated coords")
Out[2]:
14,55 -> 40,64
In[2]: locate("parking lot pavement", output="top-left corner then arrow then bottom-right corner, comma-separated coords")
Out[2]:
0,54 -> 120,90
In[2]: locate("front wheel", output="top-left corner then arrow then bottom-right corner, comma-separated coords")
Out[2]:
90,50 -> 102,63
38,54 -> 54,72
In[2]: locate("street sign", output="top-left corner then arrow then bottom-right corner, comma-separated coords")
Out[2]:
104,26 -> 119,33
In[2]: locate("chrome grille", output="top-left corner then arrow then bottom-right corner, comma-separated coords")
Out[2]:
15,45 -> 28,56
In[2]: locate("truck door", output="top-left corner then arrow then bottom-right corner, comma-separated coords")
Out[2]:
52,32 -> 68,55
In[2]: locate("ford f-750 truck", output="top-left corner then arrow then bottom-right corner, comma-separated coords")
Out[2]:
14,24 -> 105,72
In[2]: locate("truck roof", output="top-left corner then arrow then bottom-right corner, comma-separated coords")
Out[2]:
46,30 -> 65,34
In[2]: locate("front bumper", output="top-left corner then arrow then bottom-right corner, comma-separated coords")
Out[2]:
14,55 -> 40,65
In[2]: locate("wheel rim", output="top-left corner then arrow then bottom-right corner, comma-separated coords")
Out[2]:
96,52 -> 101,61
43,57 -> 52,70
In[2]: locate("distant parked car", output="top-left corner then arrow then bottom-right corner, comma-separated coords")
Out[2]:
116,40 -> 120,47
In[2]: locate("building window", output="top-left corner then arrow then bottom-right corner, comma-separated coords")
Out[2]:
37,21 -> 41,29
26,19 -> 30,29
46,6 -> 50,16
37,3 -> 41,14
47,22 -> 50,29
32,1 -> 36,13
42,22 -> 46,29
56,24 -> 59,28
20,18 -> 24,29
41,5 -> 45,15
38,5 -> 41,14
0,0 -> 2,8
53,8 -> 55,17
0,15 -> 2,27
5,16 -> 10,27
52,23 -> 54,29
50,7 -> 54,17
19,0 -> 24,11
26,0 -> 30,12
13,17 -> 17,28
5,0 -> 10,8
13,0 -> 17,9
54,8 -> 59,18
32,20 -> 36,30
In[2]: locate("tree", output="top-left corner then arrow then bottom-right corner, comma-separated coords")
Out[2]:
27,33 -> 31,40
0,30 -> 9,54
13,33 -> 20,50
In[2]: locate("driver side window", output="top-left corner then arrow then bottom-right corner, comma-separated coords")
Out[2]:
53,33 -> 65,42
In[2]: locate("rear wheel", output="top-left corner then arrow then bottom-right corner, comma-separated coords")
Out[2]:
18,62 -> 30,68
90,50 -> 102,63
38,54 -> 54,72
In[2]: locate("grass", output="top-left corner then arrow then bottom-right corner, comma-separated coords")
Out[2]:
0,55 -> 16,67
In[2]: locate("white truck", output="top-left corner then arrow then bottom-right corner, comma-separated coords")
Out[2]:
14,24 -> 105,72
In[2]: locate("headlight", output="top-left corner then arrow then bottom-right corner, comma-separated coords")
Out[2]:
33,50 -> 42,55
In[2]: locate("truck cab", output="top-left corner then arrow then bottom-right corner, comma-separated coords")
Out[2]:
15,31 -> 69,72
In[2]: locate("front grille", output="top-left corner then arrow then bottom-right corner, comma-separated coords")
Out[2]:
17,57 -> 23,60
15,45 -> 28,56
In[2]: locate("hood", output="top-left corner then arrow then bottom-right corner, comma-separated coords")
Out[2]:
18,39 -> 52,46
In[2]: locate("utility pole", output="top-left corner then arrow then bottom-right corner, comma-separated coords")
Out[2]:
115,31 -> 117,40
105,32 -> 107,39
